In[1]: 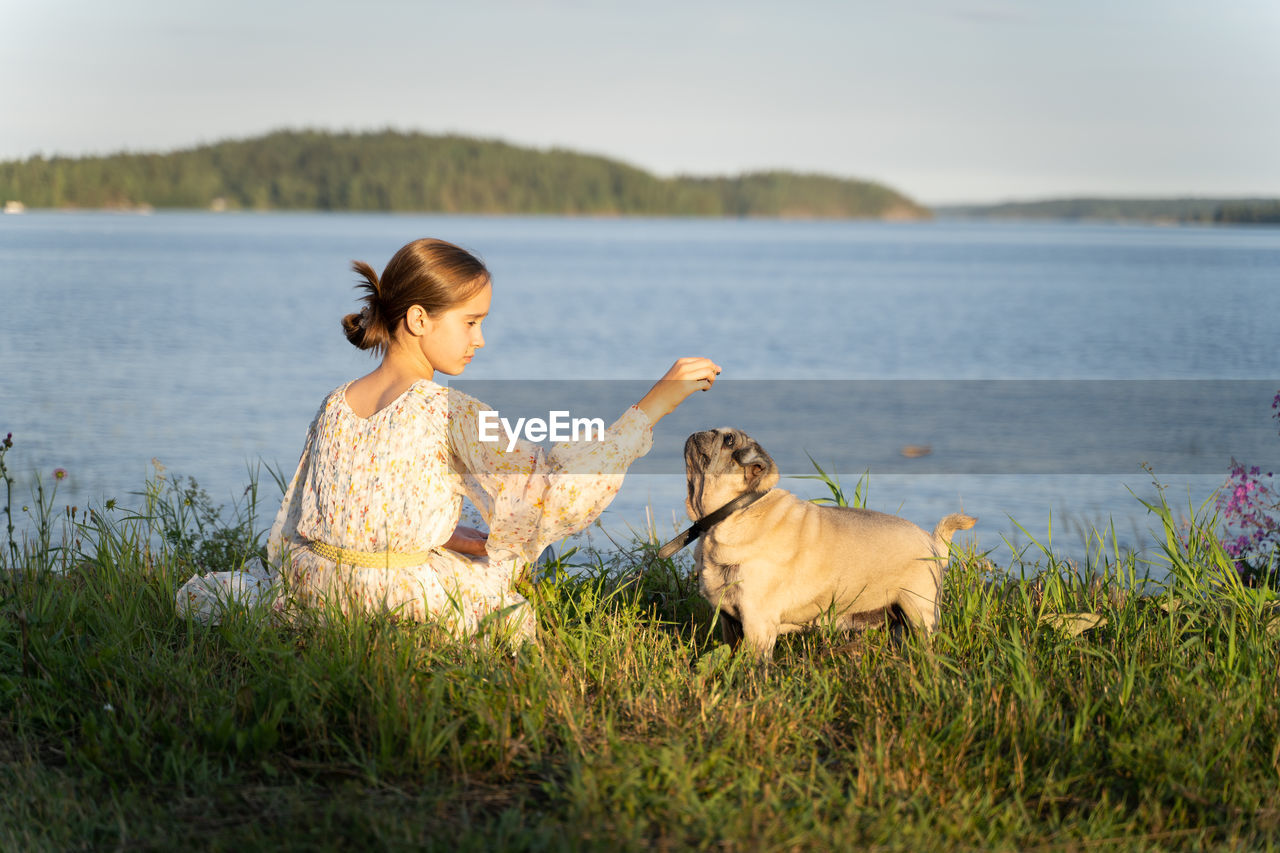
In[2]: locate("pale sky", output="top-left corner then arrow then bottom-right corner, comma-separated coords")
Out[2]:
2,0 -> 1277,204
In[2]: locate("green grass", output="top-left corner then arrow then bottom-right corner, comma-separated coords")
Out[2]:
3,469 -> 1280,850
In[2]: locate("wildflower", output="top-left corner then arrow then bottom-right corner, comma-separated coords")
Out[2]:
3,432 -> 12,449
1218,455 -> 1280,569
53,468 -> 67,480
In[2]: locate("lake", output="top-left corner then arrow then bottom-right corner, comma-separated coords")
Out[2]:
2,212 -> 1278,565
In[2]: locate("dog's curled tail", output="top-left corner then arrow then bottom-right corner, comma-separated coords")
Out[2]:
932,513 -> 977,546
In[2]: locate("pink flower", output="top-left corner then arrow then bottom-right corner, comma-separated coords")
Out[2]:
53,468 -> 67,480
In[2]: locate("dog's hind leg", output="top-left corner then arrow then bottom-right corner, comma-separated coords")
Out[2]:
894,588 -> 939,635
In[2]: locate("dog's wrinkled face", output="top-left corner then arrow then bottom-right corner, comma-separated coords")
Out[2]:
683,427 -> 780,519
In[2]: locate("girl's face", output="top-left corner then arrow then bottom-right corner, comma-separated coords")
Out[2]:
419,283 -> 490,375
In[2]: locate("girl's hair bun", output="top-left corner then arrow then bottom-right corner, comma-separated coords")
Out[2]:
343,260 -> 385,350
341,310 -> 367,347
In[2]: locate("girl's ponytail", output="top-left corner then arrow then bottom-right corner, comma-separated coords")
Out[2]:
342,260 -> 391,351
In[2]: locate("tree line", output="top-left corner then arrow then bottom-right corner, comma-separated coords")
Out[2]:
939,197 -> 1280,225
1213,201 -> 1280,224
0,130 -> 928,220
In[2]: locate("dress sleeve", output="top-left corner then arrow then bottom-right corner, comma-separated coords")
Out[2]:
177,407 -> 320,623
446,389 -> 653,568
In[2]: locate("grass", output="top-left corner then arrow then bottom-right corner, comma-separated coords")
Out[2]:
3,465 -> 1280,851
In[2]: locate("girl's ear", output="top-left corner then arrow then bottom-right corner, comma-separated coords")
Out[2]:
404,304 -> 431,336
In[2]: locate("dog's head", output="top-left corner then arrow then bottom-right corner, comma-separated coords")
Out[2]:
683,427 -> 779,520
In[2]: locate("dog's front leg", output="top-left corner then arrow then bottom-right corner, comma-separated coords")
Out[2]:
718,612 -> 744,649
739,615 -> 779,662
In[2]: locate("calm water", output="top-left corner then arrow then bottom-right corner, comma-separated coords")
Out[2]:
2,212 -> 1278,562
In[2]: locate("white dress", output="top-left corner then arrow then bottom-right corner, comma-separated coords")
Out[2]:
177,379 -> 653,641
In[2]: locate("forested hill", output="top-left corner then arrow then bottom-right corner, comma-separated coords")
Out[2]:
0,130 -> 928,219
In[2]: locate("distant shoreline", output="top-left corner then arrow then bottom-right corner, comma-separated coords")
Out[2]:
0,129 -> 928,221
936,197 -> 1280,226
3,128 -> 1275,224
6,204 -> 1279,227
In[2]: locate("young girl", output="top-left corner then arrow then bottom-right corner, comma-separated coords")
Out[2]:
180,238 -> 718,642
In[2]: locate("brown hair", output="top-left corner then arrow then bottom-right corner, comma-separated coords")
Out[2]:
342,238 -> 491,353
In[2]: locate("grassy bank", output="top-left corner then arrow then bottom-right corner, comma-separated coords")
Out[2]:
3,471 -> 1279,850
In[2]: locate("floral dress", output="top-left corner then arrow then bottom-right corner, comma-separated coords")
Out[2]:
177,379 -> 653,642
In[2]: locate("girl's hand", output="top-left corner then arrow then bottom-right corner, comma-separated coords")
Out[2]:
636,357 -> 722,425
445,525 -> 489,557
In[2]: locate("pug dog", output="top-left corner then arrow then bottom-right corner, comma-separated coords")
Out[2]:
683,427 -> 976,659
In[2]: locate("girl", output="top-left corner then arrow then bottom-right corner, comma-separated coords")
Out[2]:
180,238 -> 719,642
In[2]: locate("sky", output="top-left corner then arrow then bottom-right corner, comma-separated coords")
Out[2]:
2,0 -> 1278,205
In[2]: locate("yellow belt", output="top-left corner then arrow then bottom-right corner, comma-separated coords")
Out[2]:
304,539 -> 435,569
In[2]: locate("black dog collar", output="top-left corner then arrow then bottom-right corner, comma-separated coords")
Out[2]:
656,491 -> 767,559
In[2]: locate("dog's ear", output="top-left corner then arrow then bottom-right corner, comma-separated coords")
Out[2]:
733,442 -> 775,491
684,431 -> 714,517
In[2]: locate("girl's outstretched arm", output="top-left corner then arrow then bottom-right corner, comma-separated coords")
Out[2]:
447,392 -> 654,567
446,357 -> 719,568
635,357 -> 722,425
